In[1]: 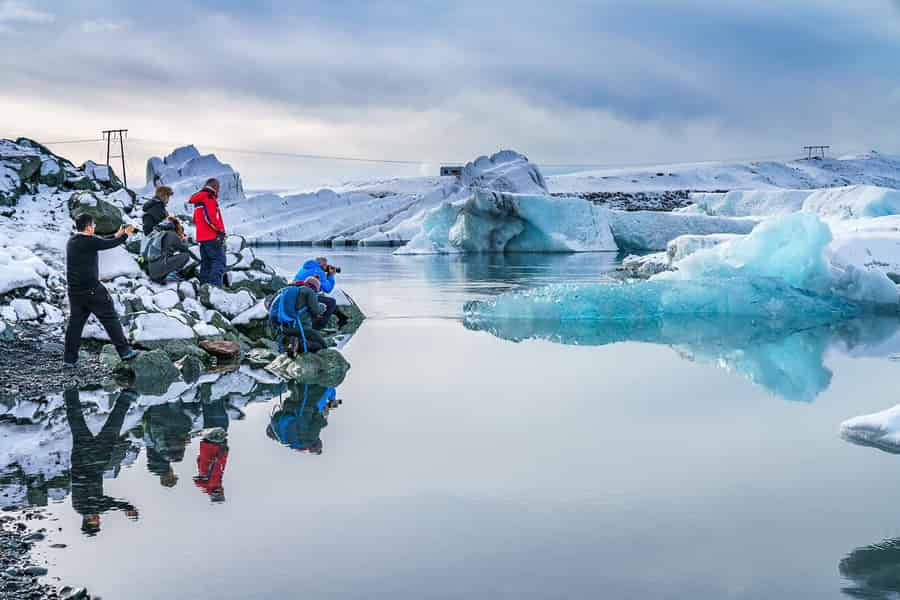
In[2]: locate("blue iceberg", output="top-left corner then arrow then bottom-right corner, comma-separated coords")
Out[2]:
464,213 -> 899,324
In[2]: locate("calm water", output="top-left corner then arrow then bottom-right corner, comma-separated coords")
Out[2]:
11,248 -> 900,599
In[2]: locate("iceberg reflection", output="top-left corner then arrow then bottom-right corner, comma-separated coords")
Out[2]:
840,538 -> 900,599
463,315 -> 900,402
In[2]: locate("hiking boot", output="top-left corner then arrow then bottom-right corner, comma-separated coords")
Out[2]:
164,272 -> 182,284
120,349 -> 139,361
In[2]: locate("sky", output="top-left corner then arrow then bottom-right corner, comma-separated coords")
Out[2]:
1,0 -> 899,189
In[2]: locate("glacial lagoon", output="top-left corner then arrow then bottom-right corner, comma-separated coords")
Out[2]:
7,248 -> 900,599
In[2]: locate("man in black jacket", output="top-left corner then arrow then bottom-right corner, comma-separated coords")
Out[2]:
64,214 -> 138,367
141,185 -> 172,233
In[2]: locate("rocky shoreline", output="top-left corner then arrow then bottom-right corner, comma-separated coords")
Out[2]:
0,508 -> 89,600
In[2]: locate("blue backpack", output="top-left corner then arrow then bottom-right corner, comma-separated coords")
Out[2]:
268,286 -> 309,353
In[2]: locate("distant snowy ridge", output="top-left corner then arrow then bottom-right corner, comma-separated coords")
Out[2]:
547,151 -> 900,194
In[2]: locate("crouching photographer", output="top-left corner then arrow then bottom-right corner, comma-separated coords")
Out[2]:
293,256 -> 349,331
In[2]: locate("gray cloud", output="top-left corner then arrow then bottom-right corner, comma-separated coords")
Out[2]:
1,0 -> 899,186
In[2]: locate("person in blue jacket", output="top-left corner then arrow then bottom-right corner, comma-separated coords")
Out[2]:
293,257 -> 348,329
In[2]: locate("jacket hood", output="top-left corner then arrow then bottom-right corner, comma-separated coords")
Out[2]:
189,187 -> 217,205
302,259 -> 320,269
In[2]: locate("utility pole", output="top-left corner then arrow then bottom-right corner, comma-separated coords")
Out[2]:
802,145 -> 830,160
102,129 -> 128,188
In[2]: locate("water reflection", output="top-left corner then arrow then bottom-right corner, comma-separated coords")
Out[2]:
142,402 -> 193,488
0,367 -> 290,522
266,383 -> 341,455
840,538 -> 900,599
464,315 -> 900,401
65,388 -> 140,535
194,428 -> 229,502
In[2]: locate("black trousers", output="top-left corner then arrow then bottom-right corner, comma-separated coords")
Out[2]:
282,324 -> 327,353
64,285 -> 130,364
314,295 -> 337,329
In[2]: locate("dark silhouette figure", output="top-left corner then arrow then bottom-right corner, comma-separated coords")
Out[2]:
64,388 -> 139,535
141,402 -> 194,488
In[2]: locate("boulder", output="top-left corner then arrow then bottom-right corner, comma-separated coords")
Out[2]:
246,348 -> 278,368
199,285 -> 256,319
130,313 -> 196,346
158,339 -> 211,363
264,348 -> 350,387
99,344 -> 123,371
68,191 -> 124,235
175,354 -> 204,384
0,319 -> 14,342
129,349 -> 181,395
199,339 -> 241,359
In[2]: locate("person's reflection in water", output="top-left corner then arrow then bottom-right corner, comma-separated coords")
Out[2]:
141,402 -> 193,488
64,388 -> 139,535
266,383 -> 337,455
840,537 -> 900,598
194,428 -> 229,502
199,383 -> 231,431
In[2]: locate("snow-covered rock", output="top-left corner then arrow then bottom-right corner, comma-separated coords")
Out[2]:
201,286 -> 256,319
131,312 -> 195,343
151,289 -> 180,311
9,298 -> 39,321
0,246 -> 47,295
231,301 -> 268,325
98,245 -> 142,280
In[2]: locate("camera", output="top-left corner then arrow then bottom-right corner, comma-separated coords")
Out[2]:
328,265 -> 341,274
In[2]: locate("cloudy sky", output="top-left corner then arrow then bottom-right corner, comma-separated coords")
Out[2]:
1,0 -> 899,188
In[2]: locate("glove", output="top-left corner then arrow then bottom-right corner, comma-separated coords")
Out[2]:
215,231 -> 226,242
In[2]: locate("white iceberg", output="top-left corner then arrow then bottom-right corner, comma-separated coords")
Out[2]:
841,404 -> 900,453
143,145 -> 244,213
398,190 -> 617,254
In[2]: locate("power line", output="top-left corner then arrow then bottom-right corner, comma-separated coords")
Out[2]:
3,132 -> 870,171
38,138 -> 102,145
130,138 -> 430,165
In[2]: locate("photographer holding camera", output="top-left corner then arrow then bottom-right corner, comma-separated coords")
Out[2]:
293,256 -> 349,330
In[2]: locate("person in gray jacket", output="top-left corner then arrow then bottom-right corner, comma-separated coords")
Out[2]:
146,217 -> 195,283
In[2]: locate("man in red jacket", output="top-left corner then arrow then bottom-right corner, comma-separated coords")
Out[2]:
189,178 -> 227,286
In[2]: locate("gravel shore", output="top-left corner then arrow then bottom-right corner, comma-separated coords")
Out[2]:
0,325 -> 115,404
